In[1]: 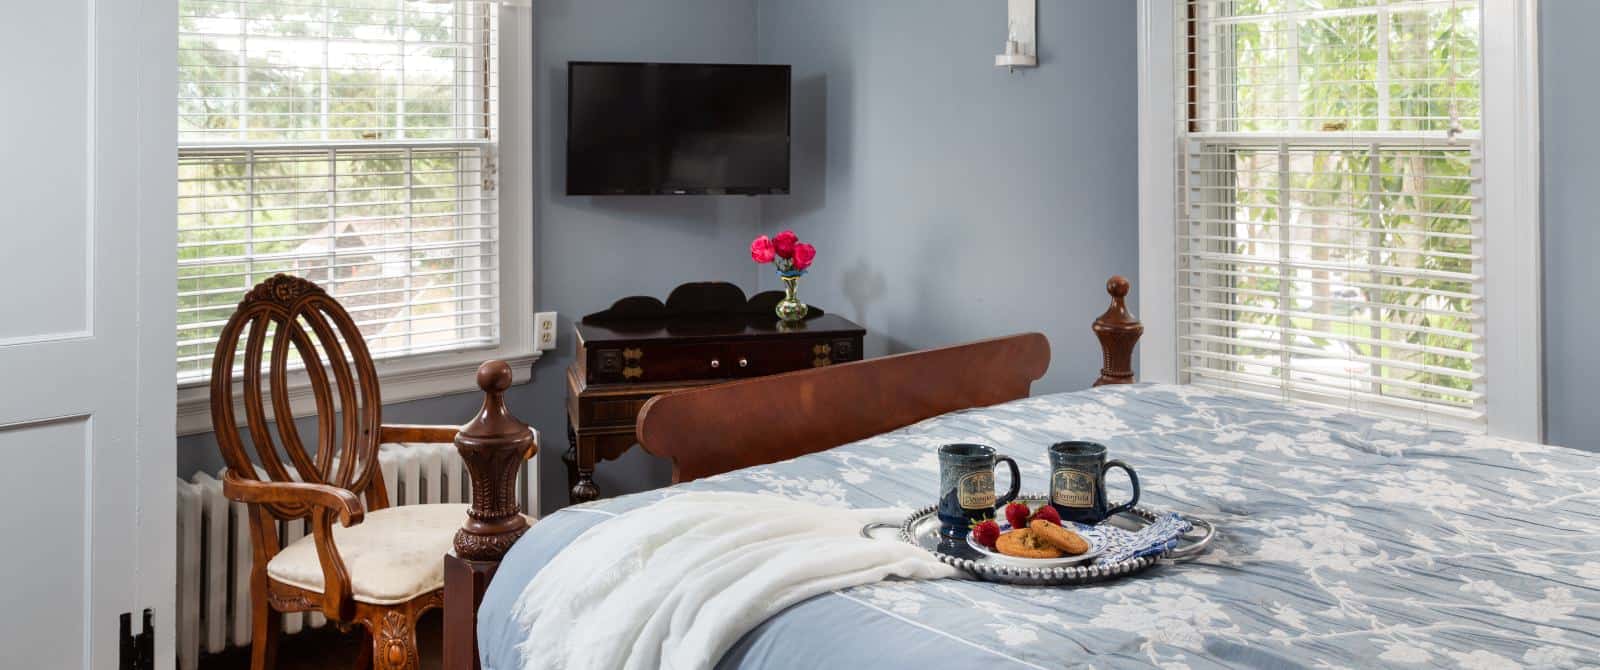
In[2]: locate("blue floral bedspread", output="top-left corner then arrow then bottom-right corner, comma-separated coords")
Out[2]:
479,384 -> 1600,669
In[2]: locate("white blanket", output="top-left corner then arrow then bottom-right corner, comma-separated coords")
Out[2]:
511,492 -> 958,670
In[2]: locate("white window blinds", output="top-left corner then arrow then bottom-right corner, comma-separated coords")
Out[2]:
1178,0 -> 1485,427
177,0 -> 500,383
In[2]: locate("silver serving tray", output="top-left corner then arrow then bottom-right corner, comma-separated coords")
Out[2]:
865,495 -> 1215,586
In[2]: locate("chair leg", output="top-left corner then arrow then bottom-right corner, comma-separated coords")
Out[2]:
249,596 -> 281,670
352,626 -> 374,670
369,609 -> 422,670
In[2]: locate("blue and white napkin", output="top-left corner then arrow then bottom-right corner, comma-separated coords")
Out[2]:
1073,513 -> 1194,564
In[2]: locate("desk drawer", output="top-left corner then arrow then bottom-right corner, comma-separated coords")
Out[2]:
587,342 -> 730,384
586,335 -> 865,384
586,396 -> 652,425
729,335 -> 865,378
728,340 -> 821,377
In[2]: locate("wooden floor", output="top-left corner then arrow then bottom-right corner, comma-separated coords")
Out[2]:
202,610 -> 444,670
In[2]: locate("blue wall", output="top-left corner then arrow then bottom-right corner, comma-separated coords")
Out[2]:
1540,3 -> 1598,451
755,0 -> 1139,392
516,0 -> 765,508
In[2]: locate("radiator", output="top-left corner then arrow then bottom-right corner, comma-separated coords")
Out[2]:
175,442 -> 537,670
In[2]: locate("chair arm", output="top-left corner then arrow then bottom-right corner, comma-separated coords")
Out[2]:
379,423 -> 461,444
222,471 -> 364,527
223,471 -> 362,620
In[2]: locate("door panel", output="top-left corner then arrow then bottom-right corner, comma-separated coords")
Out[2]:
0,1 -> 176,668
0,418 -> 90,669
0,0 -> 89,343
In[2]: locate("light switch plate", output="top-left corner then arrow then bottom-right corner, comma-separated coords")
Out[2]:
535,311 -> 558,351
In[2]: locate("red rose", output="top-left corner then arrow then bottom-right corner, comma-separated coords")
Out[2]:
792,242 -> 817,271
750,235 -> 775,263
773,230 -> 798,259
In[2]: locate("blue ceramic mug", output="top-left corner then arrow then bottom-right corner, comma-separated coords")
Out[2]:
937,443 -> 1020,538
1048,441 -> 1139,525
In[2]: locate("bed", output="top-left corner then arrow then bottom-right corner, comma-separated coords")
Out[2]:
479,382 -> 1600,668
457,278 -> 1599,669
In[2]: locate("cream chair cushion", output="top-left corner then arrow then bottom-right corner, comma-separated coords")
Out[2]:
268,503 -> 470,605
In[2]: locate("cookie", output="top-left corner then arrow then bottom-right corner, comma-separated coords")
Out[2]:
1030,519 -> 1090,555
995,529 -> 1064,559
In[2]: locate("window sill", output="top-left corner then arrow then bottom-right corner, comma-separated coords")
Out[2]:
175,346 -> 542,436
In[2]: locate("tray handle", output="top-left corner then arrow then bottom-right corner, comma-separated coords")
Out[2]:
860,521 -> 900,540
1164,517 -> 1215,561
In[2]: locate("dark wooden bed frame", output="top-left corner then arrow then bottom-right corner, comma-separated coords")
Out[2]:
441,275 -> 1142,669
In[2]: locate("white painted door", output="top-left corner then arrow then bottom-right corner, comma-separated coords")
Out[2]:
0,1 -> 176,668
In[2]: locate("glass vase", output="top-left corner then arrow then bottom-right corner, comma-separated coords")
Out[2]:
775,275 -> 809,323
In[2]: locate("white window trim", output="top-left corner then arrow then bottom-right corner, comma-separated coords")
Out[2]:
174,2 -> 538,437
1135,0 -> 1543,441
1136,0 -> 1181,387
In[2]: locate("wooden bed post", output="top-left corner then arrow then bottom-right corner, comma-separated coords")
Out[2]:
444,361 -> 537,670
1092,275 -> 1143,386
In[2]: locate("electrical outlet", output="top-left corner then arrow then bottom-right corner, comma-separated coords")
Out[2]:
535,311 -> 558,351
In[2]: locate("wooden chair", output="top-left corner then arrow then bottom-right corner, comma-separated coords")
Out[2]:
209,274 -> 522,670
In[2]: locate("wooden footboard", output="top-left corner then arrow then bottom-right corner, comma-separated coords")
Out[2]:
635,333 -> 1048,482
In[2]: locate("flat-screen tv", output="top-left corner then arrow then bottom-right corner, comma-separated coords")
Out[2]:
567,61 -> 791,196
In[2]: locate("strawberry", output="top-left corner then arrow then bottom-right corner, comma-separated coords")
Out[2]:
970,519 -> 1001,549
1004,501 -> 1031,530
1030,504 -> 1062,526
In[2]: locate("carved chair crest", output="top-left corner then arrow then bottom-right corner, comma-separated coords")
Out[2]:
210,274 -> 391,515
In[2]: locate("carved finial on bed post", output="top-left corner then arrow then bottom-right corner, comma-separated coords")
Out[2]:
445,360 -> 537,670
453,360 -> 537,561
1093,276 -> 1143,386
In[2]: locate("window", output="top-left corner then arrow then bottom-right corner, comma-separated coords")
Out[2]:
176,0 -> 502,384
1151,0 -> 1540,434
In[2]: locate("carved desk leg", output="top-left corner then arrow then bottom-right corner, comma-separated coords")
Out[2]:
445,361 -> 536,670
563,417 -> 578,493
570,429 -> 600,505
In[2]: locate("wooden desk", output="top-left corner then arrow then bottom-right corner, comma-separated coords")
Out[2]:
563,282 -> 865,505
